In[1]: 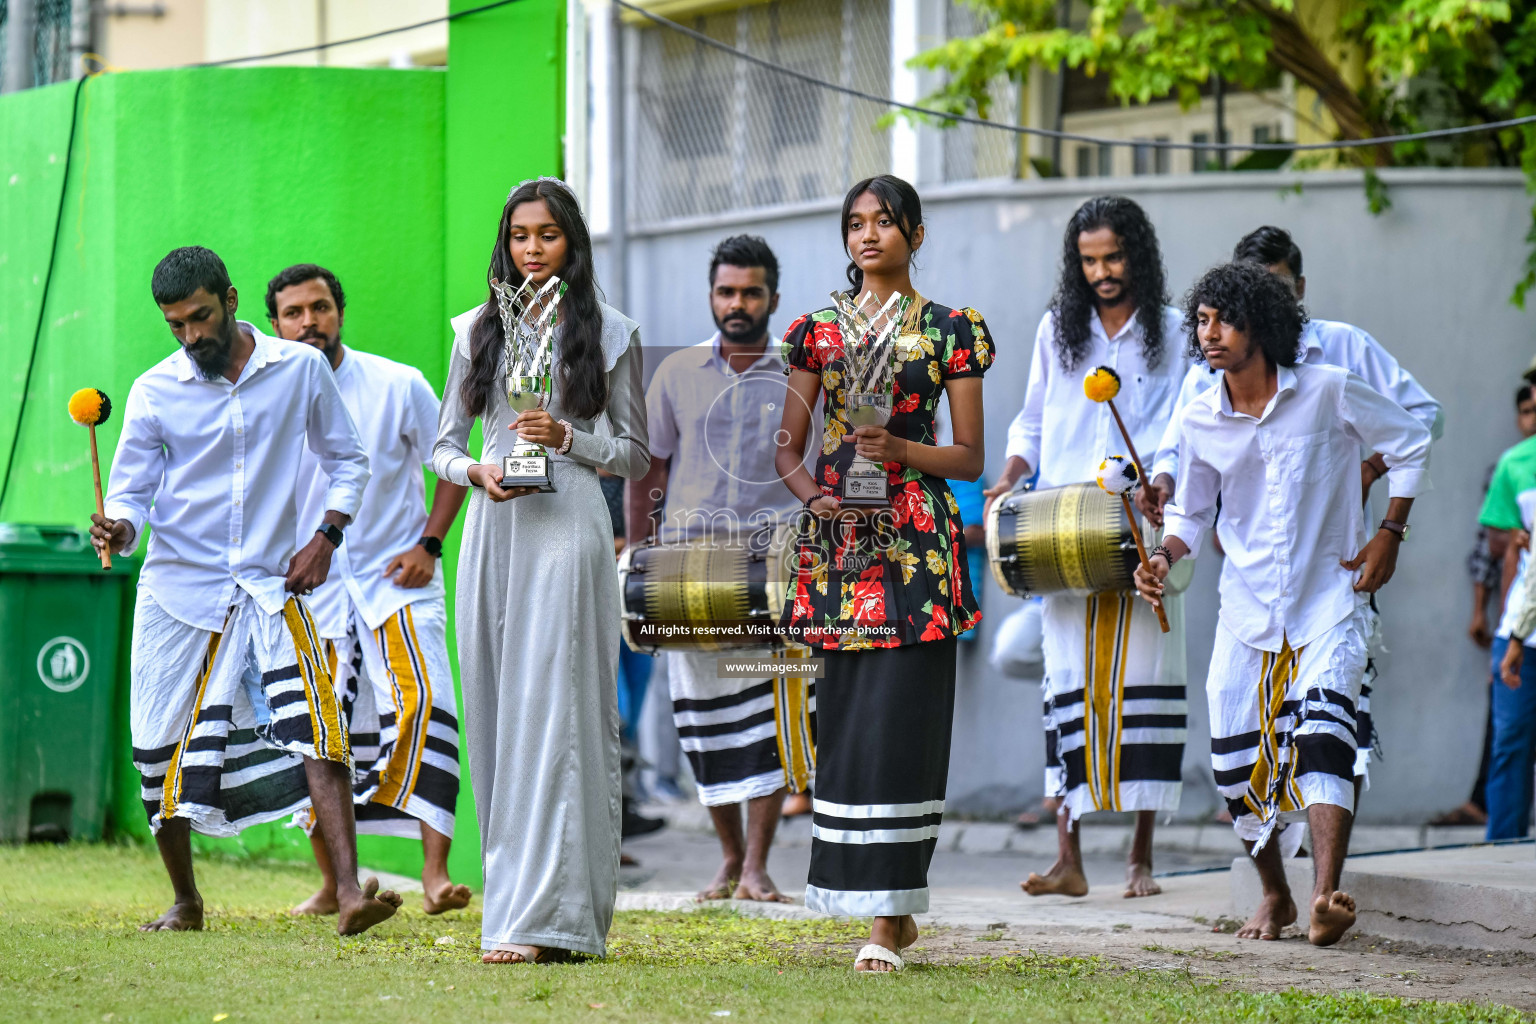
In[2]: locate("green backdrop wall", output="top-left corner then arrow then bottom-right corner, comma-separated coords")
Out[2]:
0,0 -> 567,894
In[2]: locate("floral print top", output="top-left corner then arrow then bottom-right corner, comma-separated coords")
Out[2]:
779,300 -> 995,650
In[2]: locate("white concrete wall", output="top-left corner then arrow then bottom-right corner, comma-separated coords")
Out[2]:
596,168 -> 1532,823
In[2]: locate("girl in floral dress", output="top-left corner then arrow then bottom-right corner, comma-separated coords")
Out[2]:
773,174 -> 994,972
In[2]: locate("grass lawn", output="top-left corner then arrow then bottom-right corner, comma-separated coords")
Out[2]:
0,844 -> 1525,1024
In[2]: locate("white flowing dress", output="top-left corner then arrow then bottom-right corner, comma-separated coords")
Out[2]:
432,300 -> 649,956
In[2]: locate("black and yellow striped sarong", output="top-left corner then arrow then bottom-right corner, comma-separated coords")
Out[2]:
1041,591 -> 1186,822
130,591 -> 350,837
1206,612 -> 1367,851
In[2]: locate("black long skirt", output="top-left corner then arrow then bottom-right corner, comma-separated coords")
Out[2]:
804,637 -> 957,917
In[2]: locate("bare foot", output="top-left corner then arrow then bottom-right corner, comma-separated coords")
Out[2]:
423,879 -> 472,915
695,859 -> 741,901
140,899 -> 203,932
1021,860 -> 1089,898
290,887 -> 338,916
337,877 -> 402,936
481,944 -> 568,964
1123,861 -> 1162,899
856,915 -> 918,972
1309,890 -> 1357,947
1235,892 -> 1296,940
734,867 -> 791,903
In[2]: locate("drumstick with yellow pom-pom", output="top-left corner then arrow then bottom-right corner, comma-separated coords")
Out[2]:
1083,366 -> 1153,488
68,388 -> 113,570
1097,455 -> 1169,633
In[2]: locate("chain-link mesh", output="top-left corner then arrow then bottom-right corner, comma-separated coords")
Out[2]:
0,0 -> 74,89
34,0 -> 72,85
631,0 -> 892,225
939,0 -> 1019,183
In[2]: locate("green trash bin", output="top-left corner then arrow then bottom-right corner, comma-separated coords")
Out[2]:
0,523 -> 137,842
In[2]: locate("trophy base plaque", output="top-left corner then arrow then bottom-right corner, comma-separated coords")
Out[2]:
840,465 -> 889,508
501,453 -> 556,492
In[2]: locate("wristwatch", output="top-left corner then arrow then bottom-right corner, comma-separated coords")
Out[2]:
418,535 -> 443,558
1379,519 -> 1410,541
316,523 -> 345,548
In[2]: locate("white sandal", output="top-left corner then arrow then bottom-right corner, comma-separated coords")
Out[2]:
854,943 -> 904,972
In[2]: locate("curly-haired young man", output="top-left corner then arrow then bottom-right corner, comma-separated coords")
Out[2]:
989,196 -> 1193,900
1142,227 -> 1443,806
1135,261 -> 1431,946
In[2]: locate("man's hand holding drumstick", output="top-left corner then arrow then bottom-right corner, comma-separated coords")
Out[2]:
1084,366 -> 1169,633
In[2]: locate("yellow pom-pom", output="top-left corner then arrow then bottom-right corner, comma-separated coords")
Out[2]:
68,387 -> 111,427
1096,455 -> 1139,495
1083,365 -> 1121,403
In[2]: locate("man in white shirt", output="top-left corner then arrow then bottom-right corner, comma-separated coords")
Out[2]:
1136,261 -> 1430,946
1141,226 -> 1444,795
986,196 -> 1192,900
91,246 -> 400,935
624,236 -> 811,902
266,263 -> 472,917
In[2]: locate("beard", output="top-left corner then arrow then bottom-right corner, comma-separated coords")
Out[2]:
187,309 -> 239,381
1093,278 -> 1130,307
714,308 -> 770,345
298,325 -> 342,367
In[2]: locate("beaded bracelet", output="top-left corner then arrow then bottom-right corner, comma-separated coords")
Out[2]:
556,419 -> 574,455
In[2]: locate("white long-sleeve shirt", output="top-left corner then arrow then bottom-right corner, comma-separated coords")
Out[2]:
1151,317 -> 1442,481
1006,306 -> 1190,488
295,347 -> 443,639
1164,363 -> 1432,651
104,325 -> 370,632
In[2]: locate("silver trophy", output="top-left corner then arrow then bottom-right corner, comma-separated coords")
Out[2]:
492,275 -> 565,492
831,289 -> 911,508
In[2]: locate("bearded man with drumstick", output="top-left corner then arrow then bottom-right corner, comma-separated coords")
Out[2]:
624,235 -> 810,902
91,246 -> 401,935
985,196 -> 1193,899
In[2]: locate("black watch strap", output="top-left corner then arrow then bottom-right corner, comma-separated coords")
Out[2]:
418,535 -> 443,558
317,523 -> 344,548
1379,519 -> 1408,541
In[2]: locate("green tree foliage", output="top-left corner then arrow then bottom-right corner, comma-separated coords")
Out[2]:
915,1 -> 1536,303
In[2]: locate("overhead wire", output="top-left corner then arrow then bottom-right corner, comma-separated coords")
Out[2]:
613,0 -> 1536,154
164,0 -> 1536,154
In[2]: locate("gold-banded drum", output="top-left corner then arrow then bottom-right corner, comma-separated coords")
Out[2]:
619,524 -> 795,654
984,484 -> 1196,598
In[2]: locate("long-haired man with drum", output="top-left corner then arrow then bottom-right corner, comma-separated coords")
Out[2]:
776,175 -> 993,972
623,235 -> 811,903
985,195 -> 1192,899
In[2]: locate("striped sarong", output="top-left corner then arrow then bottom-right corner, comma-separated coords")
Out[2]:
805,637 -> 955,917
1207,608 -> 1367,851
773,647 -> 817,794
130,589 -> 348,837
668,646 -> 814,806
327,596 -> 460,839
1041,591 -> 1185,823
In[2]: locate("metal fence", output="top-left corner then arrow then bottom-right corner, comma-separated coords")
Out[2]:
939,0 -> 1019,184
630,0 -> 896,225
624,0 -> 1032,226
0,0 -> 76,90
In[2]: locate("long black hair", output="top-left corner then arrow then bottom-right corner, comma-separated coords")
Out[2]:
460,179 -> 608,420
840,175 -> 922,294
1182,261 -> 1307,367
1050,195 -> 1169,372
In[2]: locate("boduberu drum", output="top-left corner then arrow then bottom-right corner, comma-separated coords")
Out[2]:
985,483 -> 1192,598
619,524 -> 795,654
